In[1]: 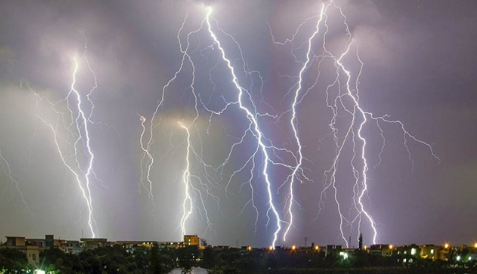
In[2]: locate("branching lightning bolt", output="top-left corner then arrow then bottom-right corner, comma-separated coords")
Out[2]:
270,0 -> 440,246
139,12 -> 221,240
0,149 -> 31,214
26,37 -> 101,238
283,3 -> 328,242
178,121 -> 193,238
205,7 -> 283,248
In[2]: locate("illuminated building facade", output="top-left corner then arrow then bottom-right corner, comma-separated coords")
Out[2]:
184,235 -> 200,246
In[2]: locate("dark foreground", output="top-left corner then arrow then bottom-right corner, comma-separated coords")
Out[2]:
270,267 -> 477,274
2,245 -> 477,274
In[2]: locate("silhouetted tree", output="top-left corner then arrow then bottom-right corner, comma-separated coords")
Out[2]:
149,244 -> 163,274
201,246 -> 215,268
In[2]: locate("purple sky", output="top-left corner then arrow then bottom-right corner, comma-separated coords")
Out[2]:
0,0 -> 476,248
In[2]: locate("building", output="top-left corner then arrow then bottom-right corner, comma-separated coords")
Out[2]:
419,244 -> 439,260
80,238 -> 108,250
325,245 -> 342,257
25,238 -> 46,249
157,241 -> 183,249
184,235 -> 200,247
0,236 -> 40,265
64,240 -> 83,254
369,244 -> 394,257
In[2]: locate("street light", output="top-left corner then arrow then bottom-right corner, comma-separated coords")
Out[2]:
34,270 -> 45,274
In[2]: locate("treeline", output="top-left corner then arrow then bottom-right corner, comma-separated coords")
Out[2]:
0,245 -> 176,274
2,246 -> 477,274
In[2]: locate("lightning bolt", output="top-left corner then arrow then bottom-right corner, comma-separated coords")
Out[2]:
26,35 -> 101,238
177,120 -> 219,239
139,12 -> 223,240
271,1 -> 439,247
178,121 -> 193,238
205,7 -> 283,248
283,3 -> 329,242
0,149 -> 31,214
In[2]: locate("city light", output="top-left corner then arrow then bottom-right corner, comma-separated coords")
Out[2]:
474,243 -> 477,248
444,243 -> 450,249
247,246 -> 252,252
456,255 -> 461,261
34,270 -> 45,274
411,248 -> 416,255
389,244 -> 393,250
292,245 -> 297,251
339,252 -> 349,259
315,245 -> 319,251
269,246 -> 274,251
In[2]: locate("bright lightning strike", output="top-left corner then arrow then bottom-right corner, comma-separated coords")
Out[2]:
283,3 -> 328,242
270,0 -> 439,247
178,122 -> 192,238
69,56 -> 98,238
178,121 -> 193,238
139,12 -> 222,240
205,7 -> 283,248
27,42 -> 101,238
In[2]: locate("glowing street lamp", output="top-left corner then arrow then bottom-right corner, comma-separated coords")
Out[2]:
444,243 -> 450,249
34,270 -> 45,274
291,245 -> 297,251
339,252 -> 349,259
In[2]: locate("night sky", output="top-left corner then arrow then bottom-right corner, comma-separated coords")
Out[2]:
0,0 -> 476,248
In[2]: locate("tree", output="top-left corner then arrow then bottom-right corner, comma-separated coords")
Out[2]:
201,246 -> 215,269
0,248 -> 28,273
149,244 -> 163,274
